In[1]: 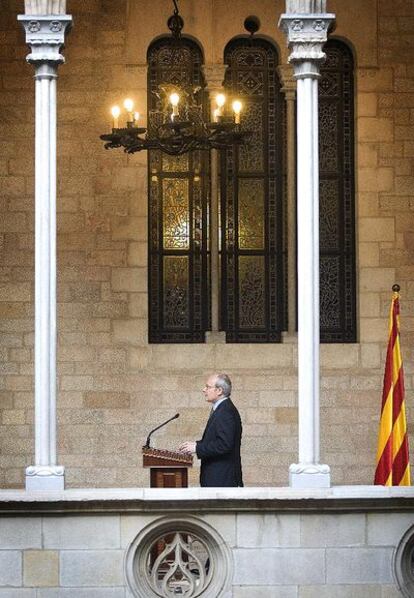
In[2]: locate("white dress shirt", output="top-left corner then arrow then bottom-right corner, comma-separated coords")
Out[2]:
212,396 -> 229,411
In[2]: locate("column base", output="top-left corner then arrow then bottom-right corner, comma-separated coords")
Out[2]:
289,463 -> 331,488
25,465 -> 65,492
205,331 -> 226,344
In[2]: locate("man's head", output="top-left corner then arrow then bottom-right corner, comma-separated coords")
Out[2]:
203,373 -> 232,404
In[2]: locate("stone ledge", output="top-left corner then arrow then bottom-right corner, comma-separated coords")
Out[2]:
146,342 -> 361,370
0,486 -> 413,514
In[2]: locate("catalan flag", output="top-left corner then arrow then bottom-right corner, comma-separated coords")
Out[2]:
374,286 -> 411,486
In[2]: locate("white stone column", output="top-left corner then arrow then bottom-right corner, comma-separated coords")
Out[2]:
278,65 -> 297,335
279,1 -> 334,488
203,64 -> 227,344
18,2 -> 71,492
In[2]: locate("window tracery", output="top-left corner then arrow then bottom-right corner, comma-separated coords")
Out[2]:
147,37 -> 356,345
148,37 -> 209,342
221,38 -> 285,342
319,39 -> 356,342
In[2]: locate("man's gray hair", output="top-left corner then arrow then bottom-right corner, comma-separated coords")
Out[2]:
215,373 -> 232,397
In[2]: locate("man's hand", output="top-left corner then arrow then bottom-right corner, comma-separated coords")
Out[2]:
178,441 -> 196,454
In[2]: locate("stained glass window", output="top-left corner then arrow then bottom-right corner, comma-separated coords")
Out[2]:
319,40 -> 356,342
148,37 -> 209,342
221,38 -> 285,342
147,36 -> 355,345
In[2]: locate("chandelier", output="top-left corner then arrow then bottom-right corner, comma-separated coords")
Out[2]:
100,0 -> 249,156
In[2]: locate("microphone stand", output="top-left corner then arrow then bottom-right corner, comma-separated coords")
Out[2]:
144,413 -> 180,448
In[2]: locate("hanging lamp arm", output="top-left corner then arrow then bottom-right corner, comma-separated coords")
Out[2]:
167,0 -> 184,39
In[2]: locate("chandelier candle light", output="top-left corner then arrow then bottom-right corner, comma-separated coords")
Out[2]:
214,93 -> 226,122
111,105 -> 120,129
103,91 -> 246,155
169,92 -> 180,121
232,100 -> 242,125
124,98 -> 134,123
100,1 -> 249,156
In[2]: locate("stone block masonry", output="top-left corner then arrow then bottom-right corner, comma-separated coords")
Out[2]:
0,489 -> 409,595
0,0 -> 413,489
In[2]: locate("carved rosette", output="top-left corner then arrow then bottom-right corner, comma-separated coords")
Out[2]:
18,14 -> 72,67
278,13 -> 335,78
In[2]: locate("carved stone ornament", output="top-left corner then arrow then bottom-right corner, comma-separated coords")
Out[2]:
26,465 -> 65,477
18,14 -> 72,66
28,20 -> 41,32
277,64 -> 296,97
289,42 -> 327,67
278,12 -> 335,71
125,516 -> 233,598
50,20 -> 63,32
289,463 -> 331,475
313,19 -> 326,31
292,19 -> 304,31
280,14 -> 334,45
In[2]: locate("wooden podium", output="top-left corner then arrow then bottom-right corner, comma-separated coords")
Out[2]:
142,446 -> 193,488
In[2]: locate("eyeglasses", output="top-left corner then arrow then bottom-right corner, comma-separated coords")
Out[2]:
204,384 -> 217,389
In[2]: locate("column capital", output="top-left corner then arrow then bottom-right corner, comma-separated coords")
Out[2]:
278,13 -> 335,78
18,14 -> 72,66
277,65 -> 296,98
202,63 -> 228,94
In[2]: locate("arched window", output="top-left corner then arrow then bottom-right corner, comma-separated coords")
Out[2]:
319,39 -> 356,342
221,38 -> 285,342
147,36 -> 355,345
147,37 -> 209,342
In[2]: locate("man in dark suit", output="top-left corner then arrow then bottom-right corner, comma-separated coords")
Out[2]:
179,373 -> 243,487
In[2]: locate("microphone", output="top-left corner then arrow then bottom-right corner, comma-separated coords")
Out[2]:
144,413 -> 180,448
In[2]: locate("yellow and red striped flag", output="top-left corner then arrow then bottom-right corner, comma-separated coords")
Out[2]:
374,286 -> 410,486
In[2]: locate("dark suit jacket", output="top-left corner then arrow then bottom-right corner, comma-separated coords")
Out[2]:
195,398 -> 243,487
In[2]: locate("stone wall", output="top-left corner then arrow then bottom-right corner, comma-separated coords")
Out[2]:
0,490 -> 410,596
0,0 -> 413,489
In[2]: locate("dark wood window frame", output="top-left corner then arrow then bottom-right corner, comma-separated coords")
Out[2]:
319,39 -> 357,342
221,37 -> 285,343
147,36 -> 356,345
147,37 -> 210,343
